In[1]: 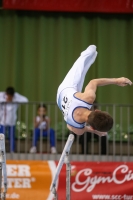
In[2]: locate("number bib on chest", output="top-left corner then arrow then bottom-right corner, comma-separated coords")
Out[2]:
61,94 -> 72,121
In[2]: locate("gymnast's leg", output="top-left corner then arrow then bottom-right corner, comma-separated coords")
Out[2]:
57,45 -> 97,102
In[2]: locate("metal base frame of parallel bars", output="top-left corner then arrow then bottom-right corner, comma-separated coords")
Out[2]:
50,134 -> 75,200
0,134 -> 7,200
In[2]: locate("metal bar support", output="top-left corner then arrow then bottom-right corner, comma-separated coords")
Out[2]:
52,186 -> 58,200
0,134 -> 7,200
65,152 -> 71,200
50,134 -> 74,200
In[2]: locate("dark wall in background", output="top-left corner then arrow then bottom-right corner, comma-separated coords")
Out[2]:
0,10 -> 133,104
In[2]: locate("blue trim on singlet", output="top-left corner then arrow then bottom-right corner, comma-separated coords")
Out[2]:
73,92 -> 93,106
72,106 -> 89,128
67,122 -> 85,129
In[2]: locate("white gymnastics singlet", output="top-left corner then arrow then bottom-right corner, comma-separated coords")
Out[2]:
58,88 -> 93,129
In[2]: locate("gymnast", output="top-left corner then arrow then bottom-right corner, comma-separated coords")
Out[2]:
56,45 -> 132,136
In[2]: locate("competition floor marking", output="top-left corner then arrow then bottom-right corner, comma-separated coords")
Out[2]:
50,134 -> 75,200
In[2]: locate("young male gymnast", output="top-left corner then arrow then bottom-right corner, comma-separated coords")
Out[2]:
56,45 -> 132,137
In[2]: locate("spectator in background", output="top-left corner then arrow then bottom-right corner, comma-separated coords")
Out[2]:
0,87 -> 28,152
30,104 -> 56,154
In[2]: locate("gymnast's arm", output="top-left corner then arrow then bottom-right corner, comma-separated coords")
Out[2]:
67,124 -> 107,137
84,77 -> 132,103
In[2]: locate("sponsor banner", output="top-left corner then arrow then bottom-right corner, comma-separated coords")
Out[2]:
3,0 -> 133,13
5,160 -> 56,200
57,162 -> 133,200
3,161 -> 133,200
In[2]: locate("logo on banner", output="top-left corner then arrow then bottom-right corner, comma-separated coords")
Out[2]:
72,165 -> 133,192
4,161 -> 54,200
5,164 -> 34,189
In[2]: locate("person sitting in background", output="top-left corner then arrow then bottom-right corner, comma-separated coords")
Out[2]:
0,87 -> 28,152
30,104 -> 56,154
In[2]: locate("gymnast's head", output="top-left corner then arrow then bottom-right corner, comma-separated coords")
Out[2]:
87,110 -> 113,132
